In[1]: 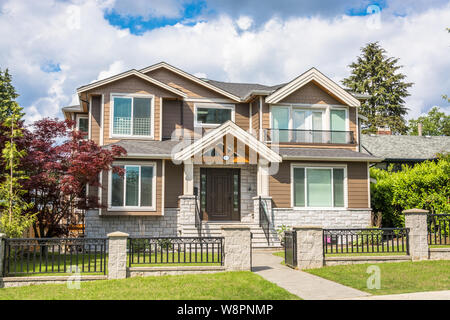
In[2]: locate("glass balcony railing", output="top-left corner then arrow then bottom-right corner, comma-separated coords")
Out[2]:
264,128 -> 355,144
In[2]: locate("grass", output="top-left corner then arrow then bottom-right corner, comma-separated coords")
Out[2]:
0,272 -> 300,300
129,252 -> 221,267
305,260 -> 450,295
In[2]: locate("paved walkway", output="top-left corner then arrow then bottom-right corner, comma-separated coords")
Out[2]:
348,290 -> 450,300
252,251 -> 370,300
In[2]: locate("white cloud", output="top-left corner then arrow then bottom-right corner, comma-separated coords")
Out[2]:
236,16 -> 253,31
0,0 -> 448,125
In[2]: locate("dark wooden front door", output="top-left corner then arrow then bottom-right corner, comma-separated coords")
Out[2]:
200,168 -> 240,221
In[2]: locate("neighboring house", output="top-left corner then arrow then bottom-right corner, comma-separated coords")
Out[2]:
361,130 -> 450,171
62,62 -> 381,248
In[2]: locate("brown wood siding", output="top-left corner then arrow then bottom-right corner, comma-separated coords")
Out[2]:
101,159 -> 164,216
251,100 -> 259,135
269,161 -> 291,208
86,75 -> 179,145
279,81 -> 342,105
90,95 -> 101,143
164,160 -> 183,208
162,99 -> 182,139
145,68 -> 232,99
235,103 -> 249,130
347,162 -> 369,208
262,102 -> 270,130
269,160 -> 369,209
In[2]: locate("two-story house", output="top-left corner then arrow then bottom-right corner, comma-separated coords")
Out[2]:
62,62 -> 381,248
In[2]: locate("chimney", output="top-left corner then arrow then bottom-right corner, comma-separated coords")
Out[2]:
418,122 -> 423,136
377,126 -> 392,135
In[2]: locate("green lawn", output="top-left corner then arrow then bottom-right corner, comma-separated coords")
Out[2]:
0,272 -> 300,300
305,260 -> 450,295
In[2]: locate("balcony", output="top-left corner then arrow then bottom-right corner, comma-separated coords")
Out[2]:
263,129 -> 355,145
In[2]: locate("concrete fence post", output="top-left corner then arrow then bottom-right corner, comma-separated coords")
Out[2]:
403,208 -> 429,260
107,231 -> 129,279
293,226 -> 323,269
221,225 -> 251,271
0,233 -> 5,277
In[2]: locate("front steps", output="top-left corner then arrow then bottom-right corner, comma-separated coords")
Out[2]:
182,222 -> 282,249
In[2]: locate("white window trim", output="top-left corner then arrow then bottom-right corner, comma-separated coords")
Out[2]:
290,163 -> 348,210
109,93 -> 155,139
108,161 -> 157,211
269,104 -> 349,132
194,103 -> 235,128
75,114 -> 89,138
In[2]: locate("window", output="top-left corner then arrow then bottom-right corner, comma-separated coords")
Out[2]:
110,163 -> 156,210
330,109 -> 346,143
112,95 -> 153,137
76,115 -> 89,139
195,103 -> 234,126
292,166 -> 345,208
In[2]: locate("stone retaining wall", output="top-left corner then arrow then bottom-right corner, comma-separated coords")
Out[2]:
429,248 -> 450,260
324,255 -> 411,266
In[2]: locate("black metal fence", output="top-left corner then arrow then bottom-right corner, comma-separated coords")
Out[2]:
323,228 -> 410,255
284,231 -> 297,268
2,238 -> 107,276
428,214 -> 450,246
128,237 -> 224,266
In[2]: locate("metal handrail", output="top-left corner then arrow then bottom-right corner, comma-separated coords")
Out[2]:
194,195 -> 202,237
259,196 -> 270,246
264,128 -> 355,144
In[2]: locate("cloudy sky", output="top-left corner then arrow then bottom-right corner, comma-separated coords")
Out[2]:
0,0 -> 448,123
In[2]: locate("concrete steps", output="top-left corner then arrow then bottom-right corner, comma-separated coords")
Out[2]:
182,222 -> 282,249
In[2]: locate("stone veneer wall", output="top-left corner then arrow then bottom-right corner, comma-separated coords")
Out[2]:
85,209 -> 179,238
271,208 -> 372,229
193,164 -> 257,223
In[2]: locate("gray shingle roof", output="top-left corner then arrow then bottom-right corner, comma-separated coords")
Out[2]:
361,134 -> 450,160
205,79 -> 285,99
279,147 -> 381,161
104,140 -> 181,157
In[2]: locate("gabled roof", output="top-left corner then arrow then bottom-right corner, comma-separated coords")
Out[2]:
265,67 -> 361,106
76,69 -> 187,97
139,62 -> 241,102
361,134 -> 450,161
205,79 -> 285,99
174,121 -> 282,162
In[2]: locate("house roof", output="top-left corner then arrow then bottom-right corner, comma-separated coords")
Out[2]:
103,139 -> 180,158
279,147 -> 382,162
76,69 -> 187,97
204,79 -> 285,99
265,68 -> 361,106
361,134 -> 450,161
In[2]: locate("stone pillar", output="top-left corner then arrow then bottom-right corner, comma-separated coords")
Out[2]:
253,196 -> 272,225
107,231 -> 129,279
178,195 -> 197,226
221,225 -> 251,271
0,233 -> 5,277
403,208 -> 429,261
183,160 -> 194,195
293,226 -> 323,269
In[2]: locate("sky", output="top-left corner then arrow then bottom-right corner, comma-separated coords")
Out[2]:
0,0 -> 448,123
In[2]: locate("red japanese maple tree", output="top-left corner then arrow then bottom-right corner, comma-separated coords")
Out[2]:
20,118 -> 126,238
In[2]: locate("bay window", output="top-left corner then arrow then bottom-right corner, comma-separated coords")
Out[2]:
110,163 -> 156,210
292,166 -> 345,208
112,95 -> 153,137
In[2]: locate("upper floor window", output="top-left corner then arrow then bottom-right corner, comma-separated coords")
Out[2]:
76,114 -> 89,139
112,94 -> 153,137
194,103 -> 234,127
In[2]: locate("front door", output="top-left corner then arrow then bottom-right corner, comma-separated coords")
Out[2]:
200,168 -> 240,221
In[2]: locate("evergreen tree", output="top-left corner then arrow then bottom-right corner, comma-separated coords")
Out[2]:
342,42 -> 413,134
0,103 -> 35,237
0,68 -> 24,122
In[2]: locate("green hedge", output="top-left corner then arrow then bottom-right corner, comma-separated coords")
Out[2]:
370,154 -> 450,227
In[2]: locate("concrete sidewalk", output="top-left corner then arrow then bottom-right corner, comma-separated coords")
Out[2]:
252,251 -> 370,300
349,290 -> 450,300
